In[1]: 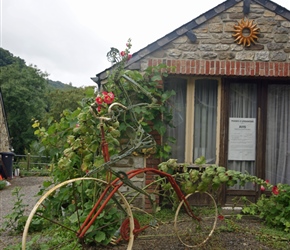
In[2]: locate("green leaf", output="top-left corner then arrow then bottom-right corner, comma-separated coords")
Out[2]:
94,231 -> 106,242
195,156 -> 206,165
43,180 -> 52,188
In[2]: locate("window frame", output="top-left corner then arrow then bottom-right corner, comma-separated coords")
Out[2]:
168,76 -> 221,164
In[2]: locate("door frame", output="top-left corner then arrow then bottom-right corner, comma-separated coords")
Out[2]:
219,77 -> 268,205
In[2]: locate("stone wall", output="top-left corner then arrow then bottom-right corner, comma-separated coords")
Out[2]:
0,97 -> 10,152
113,156 -> 147,209
140,1 -> 290,75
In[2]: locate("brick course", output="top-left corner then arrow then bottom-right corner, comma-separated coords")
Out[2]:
150,59 -> 290,77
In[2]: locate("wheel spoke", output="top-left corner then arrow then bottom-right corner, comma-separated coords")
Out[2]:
22,177 -> 134,250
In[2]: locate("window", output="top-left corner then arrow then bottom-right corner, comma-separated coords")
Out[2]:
266,85 -> 290,185
165,78 -> 187,162
165,78 -> 219,164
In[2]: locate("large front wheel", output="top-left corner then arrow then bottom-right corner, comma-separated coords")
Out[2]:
174,191 -> 218,248
22,177 -> 134,250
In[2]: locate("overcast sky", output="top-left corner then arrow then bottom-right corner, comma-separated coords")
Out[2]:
1,0 -> 289,87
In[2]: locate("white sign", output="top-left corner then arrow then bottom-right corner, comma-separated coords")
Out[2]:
228,118 -> 256,161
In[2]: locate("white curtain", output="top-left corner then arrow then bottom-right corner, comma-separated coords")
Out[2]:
266,85 -> 290,185
165,78 -> 187,162
193,79 -> 218,164
228,83 -> 257,190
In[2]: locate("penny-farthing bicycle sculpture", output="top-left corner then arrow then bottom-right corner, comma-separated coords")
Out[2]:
22,44 -> 218,249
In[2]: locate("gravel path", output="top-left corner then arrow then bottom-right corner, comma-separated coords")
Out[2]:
0,176 -> 49,249
0,177 -> 288,250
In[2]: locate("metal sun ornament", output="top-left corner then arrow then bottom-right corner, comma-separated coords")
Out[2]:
233,18 -> 259,47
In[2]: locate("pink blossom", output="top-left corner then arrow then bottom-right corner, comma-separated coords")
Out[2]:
127,54 -> 132,60
260,180 -> 270,192
120,51 -> 126,57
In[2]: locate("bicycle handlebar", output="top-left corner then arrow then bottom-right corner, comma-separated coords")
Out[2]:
90,102 -> 128,122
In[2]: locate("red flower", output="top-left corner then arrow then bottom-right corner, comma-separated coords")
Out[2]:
272,185 -> 279,195
127,54 -> 132,60
107,92 -> 114,99
103,92 -> 114,104
95,96 -> 103,104
120,51 -> 126,57
218,215 -> 224,220
97,106 -> 102,113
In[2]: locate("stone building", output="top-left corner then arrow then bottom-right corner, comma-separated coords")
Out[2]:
95,0 -> 290,204
0,89 -> 10,152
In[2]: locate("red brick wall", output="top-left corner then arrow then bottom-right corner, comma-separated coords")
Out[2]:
148,59 -> 290,77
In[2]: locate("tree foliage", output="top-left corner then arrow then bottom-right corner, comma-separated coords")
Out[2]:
43,87 -> 93,124
0,48 -> 90,154
0,48 -> 47,154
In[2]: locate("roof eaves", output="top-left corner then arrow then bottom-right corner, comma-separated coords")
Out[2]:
128,0 -> 241,64
96,0 -> 242,79
253,0 -> 290,20
96,0 -> 290,79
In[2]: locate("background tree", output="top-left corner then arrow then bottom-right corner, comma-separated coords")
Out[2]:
0,48 -> 96,155
43,86 -> 93,123
0,49 -> 47,154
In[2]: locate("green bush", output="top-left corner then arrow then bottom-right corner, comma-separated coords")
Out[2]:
0,180 -> 7,190
242,183 -> 290,232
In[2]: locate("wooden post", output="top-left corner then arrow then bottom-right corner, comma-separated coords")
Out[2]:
27,153 -> 30,171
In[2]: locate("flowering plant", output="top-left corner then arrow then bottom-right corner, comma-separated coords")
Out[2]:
158,157 -> 290,231
243,182 -> 290,232
95,91 -> 115,113
120,40 -> 132,61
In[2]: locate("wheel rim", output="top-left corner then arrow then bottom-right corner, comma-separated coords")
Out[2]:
22,177 -> 134,250
174,191 -> 218,248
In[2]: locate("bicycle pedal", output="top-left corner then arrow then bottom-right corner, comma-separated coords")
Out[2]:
110,236 -> 118,245
149,219 -> 158,229
150,224 -> 159,229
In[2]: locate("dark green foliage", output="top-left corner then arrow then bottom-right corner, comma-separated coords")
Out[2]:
0,48 -> 93,154
43,86 -> 93,123
0,49 -> 47,154
0,48 -> 25,67
242,183 -> 290,232
0,180 -> 6,190
47,79 -> 76,90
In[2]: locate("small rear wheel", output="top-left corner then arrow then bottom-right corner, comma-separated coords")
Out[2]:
174,191 -> 218,248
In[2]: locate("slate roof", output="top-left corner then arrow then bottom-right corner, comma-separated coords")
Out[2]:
95,0 -> 290,81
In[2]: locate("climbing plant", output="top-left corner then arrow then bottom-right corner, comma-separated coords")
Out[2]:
33,39 -> 175,184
